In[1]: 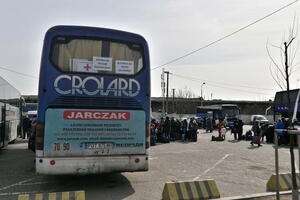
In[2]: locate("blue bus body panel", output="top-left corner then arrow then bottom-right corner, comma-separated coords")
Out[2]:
38,26 -> 150,124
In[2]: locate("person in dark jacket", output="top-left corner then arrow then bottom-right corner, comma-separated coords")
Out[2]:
22,115 -> 31,139
190,118 -> 198,142
231,120 -> 239,140
237,119 -> 244,140
181,119 -> 188,142
163,116 -> 171,141
170,117 -> 176,141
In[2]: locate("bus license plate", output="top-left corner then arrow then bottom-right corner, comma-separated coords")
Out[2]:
85,143 -> 111,149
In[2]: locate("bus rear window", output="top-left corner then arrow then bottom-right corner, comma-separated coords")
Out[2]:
51,37 -> 144,75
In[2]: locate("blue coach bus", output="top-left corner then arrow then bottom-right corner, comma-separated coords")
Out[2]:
196,104 -> 240,127
274,89 -> 300,121
36,26 -> 150,175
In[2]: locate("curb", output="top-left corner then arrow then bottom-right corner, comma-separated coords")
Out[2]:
215,190 -> 297,200
162,179 -> 220,200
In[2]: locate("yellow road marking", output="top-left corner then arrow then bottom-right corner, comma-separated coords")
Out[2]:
75,191 -> 85,200
35,193 -> 43,200
62,192 -> 69,200
48,192 -> 56,200
18,194 -> 29,200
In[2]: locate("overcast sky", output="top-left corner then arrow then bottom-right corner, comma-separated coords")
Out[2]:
0,0 -> 300,100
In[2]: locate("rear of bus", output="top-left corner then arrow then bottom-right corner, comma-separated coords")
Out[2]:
221,104 -> 240,128
36,26 -> 150,175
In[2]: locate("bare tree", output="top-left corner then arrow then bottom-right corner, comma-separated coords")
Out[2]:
267,16 -> 299,200
175,86 -> 196,98
174,86 -> 197,114
267,16 -> 299,90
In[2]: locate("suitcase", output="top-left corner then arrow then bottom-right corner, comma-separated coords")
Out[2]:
252,136 -> 261,145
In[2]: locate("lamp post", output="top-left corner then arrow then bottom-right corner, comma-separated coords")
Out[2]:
201,82 -> 206,106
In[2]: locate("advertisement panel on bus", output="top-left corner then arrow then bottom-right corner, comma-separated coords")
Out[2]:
44,109 -> 146,156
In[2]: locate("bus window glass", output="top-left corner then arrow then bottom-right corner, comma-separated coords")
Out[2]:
51,37 -> 143,75
223,109 -> 239,118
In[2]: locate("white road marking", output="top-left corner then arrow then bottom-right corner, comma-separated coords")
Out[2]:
283,150 -> 299,172
20,181 -> 50,186
193,154 -> 231,181
154,149 -> 202,155
0,177 -> 36,191
0,191 -> 40,196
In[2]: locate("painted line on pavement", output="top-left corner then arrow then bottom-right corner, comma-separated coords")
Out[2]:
193,154 -> 231,181
20,182 -> 50,186
155,149 -> 202,155
0,177 -> 36,191
0,191 -> 40,196
284,150 -> 299,172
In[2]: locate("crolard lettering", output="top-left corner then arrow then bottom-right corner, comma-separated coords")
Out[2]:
63,111 -> 130,120
54,75 -> 140,97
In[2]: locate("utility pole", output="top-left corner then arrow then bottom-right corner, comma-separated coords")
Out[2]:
161,68 -> 165,115
201,82 -> 206,106
164,71 -> 170,114
172,88 -> 175,113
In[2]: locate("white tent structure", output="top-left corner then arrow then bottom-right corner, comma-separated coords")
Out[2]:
0,75 -> 21,102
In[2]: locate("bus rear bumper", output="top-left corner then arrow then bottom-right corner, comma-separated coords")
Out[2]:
36,155 -> 148,175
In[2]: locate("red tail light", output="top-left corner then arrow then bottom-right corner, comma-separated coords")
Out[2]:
50,160 -> 56,165
35,123 -> 44,150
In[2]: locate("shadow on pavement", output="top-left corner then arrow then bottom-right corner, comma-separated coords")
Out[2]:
227,140 -> 239,143
45,173 -> 135,200
248,145 -> 262,149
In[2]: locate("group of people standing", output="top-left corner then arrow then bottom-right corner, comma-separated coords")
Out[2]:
150,116 -> 199,144
150,115 -> 294,148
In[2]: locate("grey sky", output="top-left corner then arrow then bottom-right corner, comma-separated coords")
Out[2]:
0,0 -> 299,100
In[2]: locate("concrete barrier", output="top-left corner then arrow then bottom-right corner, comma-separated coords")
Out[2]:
18,190 -> 85,200
162,179 -> 220,200
267,173 -> 300,191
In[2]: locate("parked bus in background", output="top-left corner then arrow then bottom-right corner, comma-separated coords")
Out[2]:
196,104 -> 240,128
274,89 -> 300,121
35,26 -> 150,175
0,76 -> 22,149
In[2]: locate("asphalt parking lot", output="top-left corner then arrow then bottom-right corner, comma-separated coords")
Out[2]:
0,125 -> 296,200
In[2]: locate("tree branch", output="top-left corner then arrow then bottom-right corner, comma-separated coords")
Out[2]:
269,62 -> 284,90
266,41 -> 286,79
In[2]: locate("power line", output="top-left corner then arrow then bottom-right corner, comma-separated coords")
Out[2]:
172,73 -> 274,96
171,73 -> 277,91
0,66 -> 38,79
152,0 -> 299,70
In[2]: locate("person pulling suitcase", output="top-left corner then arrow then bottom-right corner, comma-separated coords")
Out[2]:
251,120 -> 262,147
